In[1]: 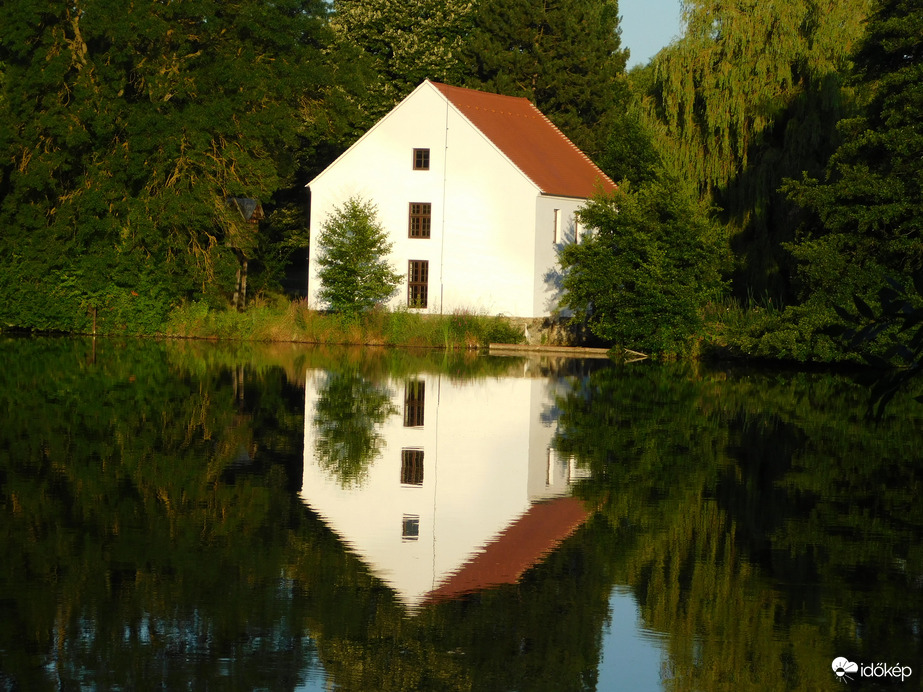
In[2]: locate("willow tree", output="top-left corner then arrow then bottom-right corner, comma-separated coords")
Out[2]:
647,0 -> 871,299
0,0 -> 328,332
462,0 -> 629,160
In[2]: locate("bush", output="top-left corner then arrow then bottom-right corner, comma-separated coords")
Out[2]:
559,175 -> 728,355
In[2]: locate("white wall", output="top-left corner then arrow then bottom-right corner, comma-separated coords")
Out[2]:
534,195 -> 585,317
307,82 -> 560,318
438,104 -> 539,316
307,83 -> 451,312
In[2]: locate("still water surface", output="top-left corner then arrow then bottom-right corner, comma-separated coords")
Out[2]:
0,337 -> 920,690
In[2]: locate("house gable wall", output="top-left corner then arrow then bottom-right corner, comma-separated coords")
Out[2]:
439,99 -> 540,316
307,83 -> 451,311
308,81 -> 610,319
308,83 -> 543,317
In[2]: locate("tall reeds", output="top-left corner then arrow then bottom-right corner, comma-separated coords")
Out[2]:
163,301 -> 525,349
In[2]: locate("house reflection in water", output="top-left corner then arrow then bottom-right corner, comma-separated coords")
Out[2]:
300,369 -> 591,610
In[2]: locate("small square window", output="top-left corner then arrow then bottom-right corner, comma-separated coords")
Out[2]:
413,148 -> 430,170
402,514 -> 420,541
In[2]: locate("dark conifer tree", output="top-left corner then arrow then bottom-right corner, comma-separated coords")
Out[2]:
786,0 -> 923,306
462,0 -> 630,160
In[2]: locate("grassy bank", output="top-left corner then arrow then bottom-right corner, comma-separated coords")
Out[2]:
163,299 -> 526,349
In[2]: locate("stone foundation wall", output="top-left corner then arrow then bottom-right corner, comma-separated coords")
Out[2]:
504,316 -> 588,346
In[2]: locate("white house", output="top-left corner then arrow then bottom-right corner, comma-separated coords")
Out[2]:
306,80 -> 617,319
300,368 -> 591,610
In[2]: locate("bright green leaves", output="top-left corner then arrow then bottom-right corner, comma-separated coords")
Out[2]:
559,177 -> 728,355
315,197 -> 403,317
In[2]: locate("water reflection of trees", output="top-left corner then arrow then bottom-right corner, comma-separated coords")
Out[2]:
0,337 -> 311,690
312,371 -> 398,488
554,363 -> 923,690
2,339 -> 921,691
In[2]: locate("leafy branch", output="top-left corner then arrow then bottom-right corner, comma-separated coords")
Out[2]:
827,272 -> 923,419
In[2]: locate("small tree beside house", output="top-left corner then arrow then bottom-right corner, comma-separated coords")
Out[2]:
316,196 -> 403,317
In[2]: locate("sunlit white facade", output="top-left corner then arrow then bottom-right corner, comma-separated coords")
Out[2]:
305,80 -> 616,318
299,368 -> 590,609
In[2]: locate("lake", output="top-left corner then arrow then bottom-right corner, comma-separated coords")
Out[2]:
0,336 -> 920,690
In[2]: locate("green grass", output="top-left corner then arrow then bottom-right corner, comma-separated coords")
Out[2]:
163,300 -> 526,349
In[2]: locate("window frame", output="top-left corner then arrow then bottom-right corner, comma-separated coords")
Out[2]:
402,514 -> 420,541
412,148 -> 430,170
408,203 -> 432,239
407,260 -> 429,309
400,448 -> 425,486
403,380 -> 425,427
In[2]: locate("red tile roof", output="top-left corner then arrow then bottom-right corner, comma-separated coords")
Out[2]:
432,81 -> 617,199
424,496 -> 590,604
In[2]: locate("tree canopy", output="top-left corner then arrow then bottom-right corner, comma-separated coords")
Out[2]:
463,0 -> 630,159
785,0 -> 923,306
0,0 -> 329,331
643,0 -> 871,299
559,175 -> 728,355
327,0 -> 474,128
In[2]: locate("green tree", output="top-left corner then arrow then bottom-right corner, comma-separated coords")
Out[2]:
0,0 -> 329,332
785,0 -> 923,308
463,0 -> 629,159
645,0 -> 871,299
327,0 -> 474,128
559,175 -> 727,355
316,197 -> 403,316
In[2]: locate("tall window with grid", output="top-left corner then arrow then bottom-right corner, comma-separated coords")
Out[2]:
400,449 -> 424,485
407,260 -> 428,308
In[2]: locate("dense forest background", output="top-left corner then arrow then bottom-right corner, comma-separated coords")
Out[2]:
1,0 -> 920,362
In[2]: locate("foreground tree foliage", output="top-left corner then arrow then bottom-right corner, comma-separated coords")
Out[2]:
315,197 -> 403,316
0,0 -> 328,332
559,176 -> 727,355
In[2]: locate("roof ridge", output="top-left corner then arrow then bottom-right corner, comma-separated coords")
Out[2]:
428,80 -> 617,198
429,80 -> 534,106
